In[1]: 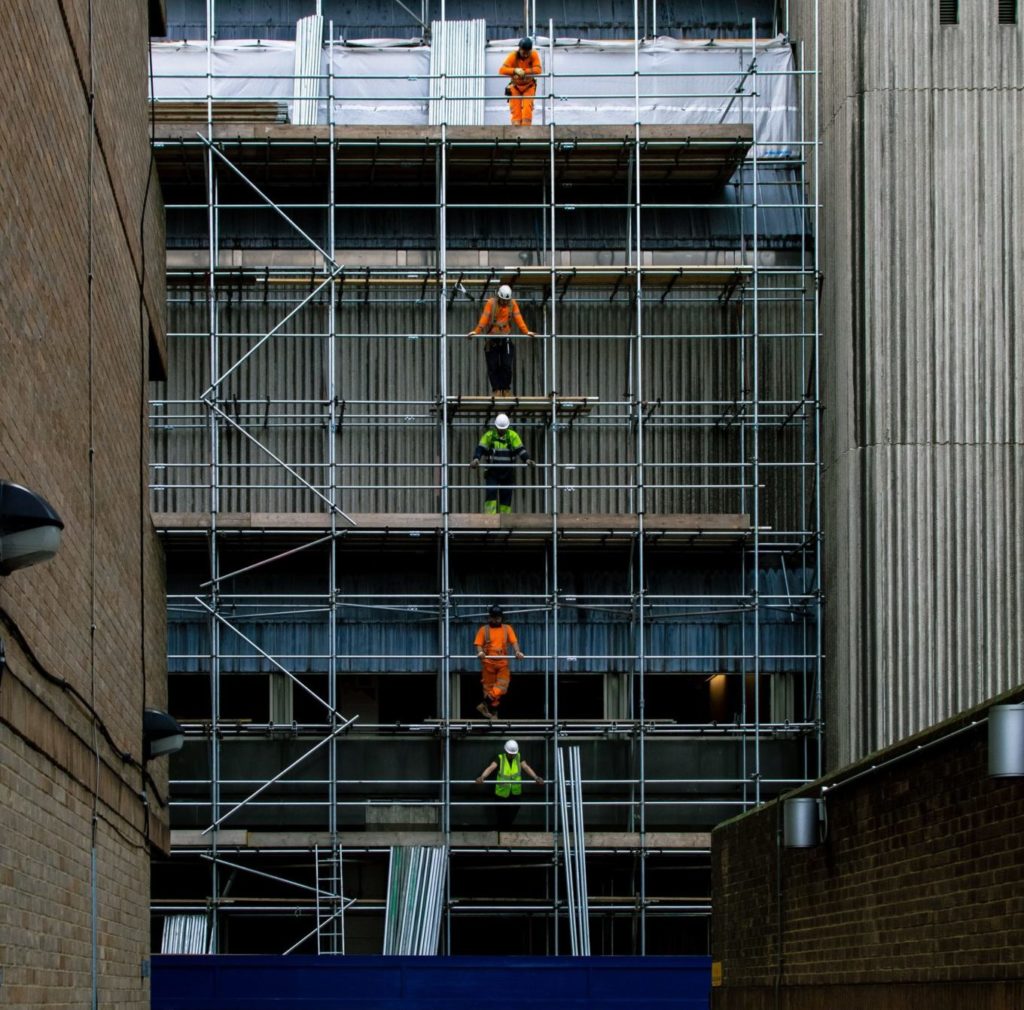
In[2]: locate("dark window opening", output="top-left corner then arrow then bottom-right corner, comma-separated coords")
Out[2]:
940,0 -> 959,24
1000,0 -> 1018,24
459,671 -> 547,720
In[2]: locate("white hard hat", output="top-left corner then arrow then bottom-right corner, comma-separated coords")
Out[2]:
494,413 -> 510,430
504,739 -> 519,755
497,284 -> 512,300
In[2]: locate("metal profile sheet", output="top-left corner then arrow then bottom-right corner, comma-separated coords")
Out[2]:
165,561 -> 816,676
152,286 -> 813,523
291,14 -> 324,125
428,20 -> 486,126
383,845 -> 447,955
170,165 -> 805,250
162,0 -> 774,41
160,913 -> 208,953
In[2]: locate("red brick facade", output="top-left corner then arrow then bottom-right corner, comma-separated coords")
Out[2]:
0,1 -> 166,1006
712,692 -> 1024,1009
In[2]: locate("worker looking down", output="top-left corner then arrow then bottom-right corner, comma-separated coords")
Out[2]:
475,739 -> 544,829
473,604 -> 524,719
467,283 -> 534,396
500,37 -> 542,126
470,413 -> 535,515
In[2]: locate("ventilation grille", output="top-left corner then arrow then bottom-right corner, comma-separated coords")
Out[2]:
999,0 -> 1018,24
940,0 -> 959,24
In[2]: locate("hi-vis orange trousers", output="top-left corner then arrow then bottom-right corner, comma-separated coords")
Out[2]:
481,659 -> 511,707
509,86 -> 536,126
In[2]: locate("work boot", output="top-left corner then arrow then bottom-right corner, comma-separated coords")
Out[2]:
476,702 -> 495,721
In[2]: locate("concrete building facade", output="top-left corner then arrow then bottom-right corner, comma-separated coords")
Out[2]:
0,1 -> 168,1005
788,0 -> 1023,768
711,1 -> 1024,1004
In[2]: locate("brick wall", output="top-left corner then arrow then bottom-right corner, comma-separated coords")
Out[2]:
0,0 -> 166,1006
711,690 -> 1024,1009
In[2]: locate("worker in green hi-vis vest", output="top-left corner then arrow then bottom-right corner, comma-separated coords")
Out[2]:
470,413 -> 536,514
475,739 -> 545,830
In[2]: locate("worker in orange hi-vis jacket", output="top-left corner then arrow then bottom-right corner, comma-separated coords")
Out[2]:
473,604 -> 525,720
467,283 -> 534,396
499,37 -> 542,126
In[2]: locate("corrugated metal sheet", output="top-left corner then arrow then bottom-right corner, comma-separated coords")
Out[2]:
789,1 -> 1024,766
164,167 -> 808,251
167,560 -> 817,675
152,281 -> 814,527
428,20 -> 486,125
162,0 -> 776,42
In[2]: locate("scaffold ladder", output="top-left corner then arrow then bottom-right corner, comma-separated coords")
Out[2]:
314,841 -> 347,954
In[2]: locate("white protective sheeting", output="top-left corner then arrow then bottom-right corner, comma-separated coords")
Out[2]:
329,45 -> 431,125
150,35 -> 796,151
151,40 -> 298,103
483,36 -> 796,152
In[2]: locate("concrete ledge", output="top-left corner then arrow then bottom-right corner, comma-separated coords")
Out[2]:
170,829 -> 711,850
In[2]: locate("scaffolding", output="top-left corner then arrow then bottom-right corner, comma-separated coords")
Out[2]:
149,0 -> 821,957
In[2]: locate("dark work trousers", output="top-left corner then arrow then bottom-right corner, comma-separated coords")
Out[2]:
485,338 -> 515,392
496,799 -> 521,830
484,467 -> 515,514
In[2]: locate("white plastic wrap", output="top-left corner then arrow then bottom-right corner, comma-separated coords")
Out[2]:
328,46 -> 431,125
151,35 -> 796,151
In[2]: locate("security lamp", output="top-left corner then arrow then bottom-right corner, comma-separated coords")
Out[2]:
0,481 -> 64,575
989,704 -> 1024,777
143,709 -> 184,761
783,796 -> 822,848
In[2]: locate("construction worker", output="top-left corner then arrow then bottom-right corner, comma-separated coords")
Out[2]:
500,37 -> 542,126
473,604 -> 524,719
470,413 -> 535,515
475,739 -> 544,829
467,283 -> 534,397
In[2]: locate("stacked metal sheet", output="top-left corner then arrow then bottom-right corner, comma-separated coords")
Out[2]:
160,913 -> 208,954
382,846 -> 448,955
557,746 -> 590,955
291,13 -> 324,124
428,19 -> 486,126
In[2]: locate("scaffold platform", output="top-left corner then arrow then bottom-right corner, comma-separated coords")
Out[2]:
153,123 -> 754,188
442,394 -> 598,417
154,511 -> 752,546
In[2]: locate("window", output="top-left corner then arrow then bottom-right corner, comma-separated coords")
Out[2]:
940,0 -> 958,23
999,0 -> 1018,24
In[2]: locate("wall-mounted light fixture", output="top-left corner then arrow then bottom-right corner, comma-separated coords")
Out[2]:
989,703 -> 1024,777
783,796 -> 823,848
143,709 -> 184,761
0,481 -> 64,575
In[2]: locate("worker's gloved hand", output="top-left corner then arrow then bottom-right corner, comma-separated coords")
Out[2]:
514,67 -> 525,78
467,330 -> 476,338
527,331 -> 536,338
515,650 -> 525,660
470,458 -> 480,468
526,459 -> 537,467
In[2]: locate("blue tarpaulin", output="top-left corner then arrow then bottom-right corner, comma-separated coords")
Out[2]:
152,954 -> 711,1010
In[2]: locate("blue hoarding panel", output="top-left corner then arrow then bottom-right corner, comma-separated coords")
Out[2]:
153,955 -> 711,1010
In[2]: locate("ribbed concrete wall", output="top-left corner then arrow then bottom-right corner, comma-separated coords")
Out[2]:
789,1 -> 1024,766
